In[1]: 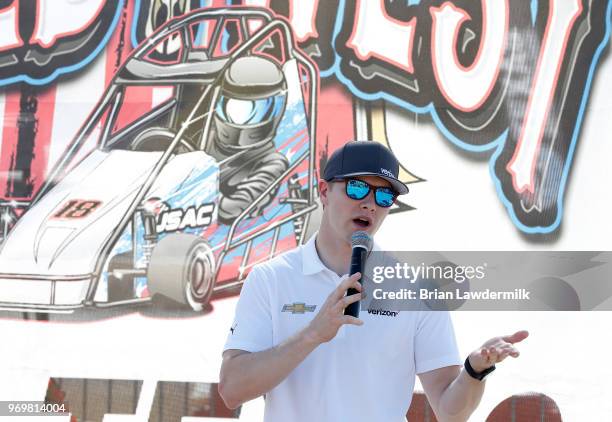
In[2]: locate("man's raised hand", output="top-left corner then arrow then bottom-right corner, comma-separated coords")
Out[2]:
468,330 -> 529,372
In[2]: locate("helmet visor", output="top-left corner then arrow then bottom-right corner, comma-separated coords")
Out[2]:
215,94 -> 285,125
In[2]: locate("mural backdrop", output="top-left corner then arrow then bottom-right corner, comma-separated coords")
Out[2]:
1,0 -> 611,420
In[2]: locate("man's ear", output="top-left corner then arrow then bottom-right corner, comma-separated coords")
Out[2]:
319,179 -> 330,209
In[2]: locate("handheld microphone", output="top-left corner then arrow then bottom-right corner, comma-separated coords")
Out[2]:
344,231 -> 373,318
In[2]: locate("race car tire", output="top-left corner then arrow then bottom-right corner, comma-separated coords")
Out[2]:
147,233 -> 215,311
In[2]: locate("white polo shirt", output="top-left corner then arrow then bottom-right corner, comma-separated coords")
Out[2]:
223,235 -> 461,422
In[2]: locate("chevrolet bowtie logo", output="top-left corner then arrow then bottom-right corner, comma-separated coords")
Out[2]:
282,302 -> 316,314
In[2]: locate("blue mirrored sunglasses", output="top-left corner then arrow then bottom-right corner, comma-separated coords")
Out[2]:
340,178 -> 397,208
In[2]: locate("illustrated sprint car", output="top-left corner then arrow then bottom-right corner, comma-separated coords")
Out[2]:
0,8 -> 318,313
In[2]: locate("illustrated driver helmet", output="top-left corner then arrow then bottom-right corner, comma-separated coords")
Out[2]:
214,56 -> 287,148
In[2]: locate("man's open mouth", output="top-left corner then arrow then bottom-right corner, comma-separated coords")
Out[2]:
353,217 -> 371,228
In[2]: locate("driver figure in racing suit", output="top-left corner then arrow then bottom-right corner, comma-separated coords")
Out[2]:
206,55 -> 289,224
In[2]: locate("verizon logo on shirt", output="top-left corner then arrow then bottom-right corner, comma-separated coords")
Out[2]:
367,308 -> 399,317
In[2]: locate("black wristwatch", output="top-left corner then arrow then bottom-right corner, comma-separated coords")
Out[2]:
464,357 -> 495,381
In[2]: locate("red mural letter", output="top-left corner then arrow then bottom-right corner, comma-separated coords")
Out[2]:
30,0 -> 106,48
241,0 -> 319,41
288,0 -> 320,42
506,0 -> 583,193
240,0 -> 269,32
0,2 -> 23,52
430,0 -> 509,112
347,0 -> 416,73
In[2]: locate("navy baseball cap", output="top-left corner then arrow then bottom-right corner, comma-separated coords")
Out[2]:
323,140 -> 409,194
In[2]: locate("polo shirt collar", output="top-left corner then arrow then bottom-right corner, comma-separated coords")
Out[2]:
301,233 -> 328,276
301,233 -> 382,276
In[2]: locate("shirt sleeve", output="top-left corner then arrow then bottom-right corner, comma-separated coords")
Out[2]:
414,310 -> 462,374
223,264 -> 274,354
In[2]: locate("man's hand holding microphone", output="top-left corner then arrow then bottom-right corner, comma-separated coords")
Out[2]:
304,231 -> 372,344
303,272 -> 364,344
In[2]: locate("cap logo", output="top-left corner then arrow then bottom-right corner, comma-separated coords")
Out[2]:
380,168 -> 394,178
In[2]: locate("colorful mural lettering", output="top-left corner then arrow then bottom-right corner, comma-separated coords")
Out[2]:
0,0 -> 123,85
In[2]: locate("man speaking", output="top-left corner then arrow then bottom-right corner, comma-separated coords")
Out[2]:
219,140 -> 528,421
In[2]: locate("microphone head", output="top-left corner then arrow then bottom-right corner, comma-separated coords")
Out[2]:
351,231 -> 372,252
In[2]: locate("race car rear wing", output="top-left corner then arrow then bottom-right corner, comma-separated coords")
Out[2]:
115,57 -> 229,85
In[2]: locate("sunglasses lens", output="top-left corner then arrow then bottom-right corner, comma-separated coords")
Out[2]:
375,189 -> 395,207
346,179 -> 370,200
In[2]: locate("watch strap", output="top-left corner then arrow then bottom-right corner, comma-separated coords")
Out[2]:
464,357 -> 495,381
